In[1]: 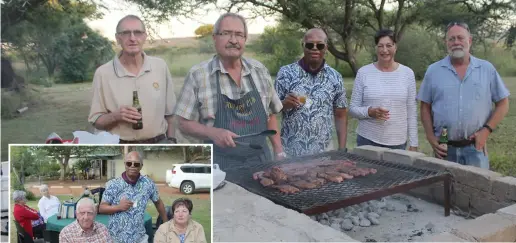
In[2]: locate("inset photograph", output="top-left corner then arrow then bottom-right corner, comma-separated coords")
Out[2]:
9,144 -> 211,243
1,161 -> 8,242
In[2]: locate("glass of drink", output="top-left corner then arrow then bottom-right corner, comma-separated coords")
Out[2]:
294,92 -> 307,105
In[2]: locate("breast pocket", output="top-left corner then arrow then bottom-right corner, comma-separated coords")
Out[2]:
473,81 -> 486,100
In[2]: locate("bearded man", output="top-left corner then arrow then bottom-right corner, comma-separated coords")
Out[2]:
416,21 -> 510,169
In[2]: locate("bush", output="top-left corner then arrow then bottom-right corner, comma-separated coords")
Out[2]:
199,36 -> 215,54
10,172 -> 36,201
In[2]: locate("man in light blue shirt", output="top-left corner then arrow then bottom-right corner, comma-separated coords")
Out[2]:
417,22 -> 510,169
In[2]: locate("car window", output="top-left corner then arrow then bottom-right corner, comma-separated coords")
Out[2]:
205,166 -> 211,173
181,166 -> 193,173
193,167 -> 205,173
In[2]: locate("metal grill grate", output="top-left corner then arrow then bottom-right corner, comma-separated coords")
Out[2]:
223,150 -> 451,215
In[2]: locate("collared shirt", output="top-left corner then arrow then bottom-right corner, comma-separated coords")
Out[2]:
59,220 -> 113,243
274,61 -> 348,157
88,52 -> 176,141
154,219 -> 207,243
174,55 -> 283,127
37,195 -> 60,222
101,175 -> 160,243
349,63 -> 418,146
417,55 -> 510,140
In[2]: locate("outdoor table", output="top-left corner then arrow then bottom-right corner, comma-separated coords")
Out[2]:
46,212 -> 154,241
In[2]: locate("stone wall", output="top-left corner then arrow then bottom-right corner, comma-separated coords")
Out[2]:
351,145 -> 516,216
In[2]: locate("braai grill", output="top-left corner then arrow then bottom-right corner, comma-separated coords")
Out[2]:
223,150 -> 451,216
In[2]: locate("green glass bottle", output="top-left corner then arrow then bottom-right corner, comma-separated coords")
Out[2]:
132,91 -> 143,130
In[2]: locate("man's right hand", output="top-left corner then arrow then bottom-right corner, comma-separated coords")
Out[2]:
115,106 -> 141,124
208,128 -> 238,148
282,94 -> 302,110
428,135 -> 447,159
117,197 -> 133,212
368,107 -> 390,121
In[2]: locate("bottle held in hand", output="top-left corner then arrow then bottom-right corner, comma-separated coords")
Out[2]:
132,91 -> 143,130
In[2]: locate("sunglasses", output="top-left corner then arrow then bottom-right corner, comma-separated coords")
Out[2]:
303,42 -> 326,50
446,22 -> 470,32
125,161 -> 141,168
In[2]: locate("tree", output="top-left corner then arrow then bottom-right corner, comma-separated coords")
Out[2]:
127,0 -> 516,75
195,24 -> 214,37
34,146 -> 100,181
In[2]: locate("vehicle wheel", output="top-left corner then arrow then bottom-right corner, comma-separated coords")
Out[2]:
180,181 -> 195,194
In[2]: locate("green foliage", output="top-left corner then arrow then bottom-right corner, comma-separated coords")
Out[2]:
395,27 -> 443,79
199,36 -> 215,54
10,173 -> 36,201
251,23 -> 304,75
72,159 -> 91,172
195,24 -> 214,38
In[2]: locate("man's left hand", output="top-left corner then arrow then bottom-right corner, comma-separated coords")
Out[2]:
408,146 -> 418,152
469,128 -> 490,151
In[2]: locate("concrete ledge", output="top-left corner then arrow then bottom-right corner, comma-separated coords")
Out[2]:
382,149 -> 426,166
414,156 -> 462,172
451,213 -> 516,242
447,165 -> 502,193
420,232 -> 468,242
492,176 -> 516,201
350,145 -> 390,161
497,204 -> 516,220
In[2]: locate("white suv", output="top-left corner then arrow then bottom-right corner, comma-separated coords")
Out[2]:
166,163 -> 211,194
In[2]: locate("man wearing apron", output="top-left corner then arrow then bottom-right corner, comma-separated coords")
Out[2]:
174,13 -> 285,170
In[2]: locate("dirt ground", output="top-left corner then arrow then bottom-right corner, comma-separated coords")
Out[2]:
25,179 -> 210,200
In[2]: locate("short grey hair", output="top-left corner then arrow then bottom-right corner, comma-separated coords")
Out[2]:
303,28 -> 328,44
12,190 -> 27,202
212,13 -> 248,38
116,15 -> 146,33
126,151 -> 143,164
39,184 -> 49,193
76,197 -> 96,214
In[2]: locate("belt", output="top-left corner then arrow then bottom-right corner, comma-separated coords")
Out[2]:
119,134 -> 166,144
448,139 -> 475,147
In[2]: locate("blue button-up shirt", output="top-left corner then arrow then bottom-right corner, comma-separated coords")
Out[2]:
102,175 -> 160,243
274,62 -> 348,157
417,55 -> 510,140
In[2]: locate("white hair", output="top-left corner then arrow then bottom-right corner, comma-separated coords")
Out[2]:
12,190 -> 27,202
212,12 -> 248,38
39,184 -> 49,192
76,197 -> 96,214
126,151 -> 143,164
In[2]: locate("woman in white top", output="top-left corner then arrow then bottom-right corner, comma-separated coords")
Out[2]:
349,29 -> 418,150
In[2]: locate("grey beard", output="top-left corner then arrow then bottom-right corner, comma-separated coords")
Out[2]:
450,49 -> 465,59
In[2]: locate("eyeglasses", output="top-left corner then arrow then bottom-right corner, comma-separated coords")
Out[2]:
215,31 -> 246,40
117,30 -> 146,38
446,22 -> 470,33
303,42 -> 326,50
125,161 -> 141,168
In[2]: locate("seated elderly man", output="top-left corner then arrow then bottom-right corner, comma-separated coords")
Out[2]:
37,184 -> 60,223
154,198 -> 207,243
59,197 -> 113,243
12,190 -> 45,239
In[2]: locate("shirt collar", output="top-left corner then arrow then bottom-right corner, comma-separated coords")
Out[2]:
77,221 -> 98,235
440,55 -> 481,69
170,219 -> 194,234
113,51 -> 152,77
209,55 -> 251,76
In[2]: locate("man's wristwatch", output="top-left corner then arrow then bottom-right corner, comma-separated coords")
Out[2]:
167,137 -> 177,143
276,152 -> 287,158
482,124 -> 493,133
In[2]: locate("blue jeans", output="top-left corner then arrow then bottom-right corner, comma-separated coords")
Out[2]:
356,135 -> 407,150
445,145 -> 489,169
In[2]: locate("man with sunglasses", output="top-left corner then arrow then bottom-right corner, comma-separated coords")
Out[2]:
274,28 -> 348,157
88,15 -> 178,144
417,21 -> 510,169
99,151 -> 168,243
175,13 -> 285,169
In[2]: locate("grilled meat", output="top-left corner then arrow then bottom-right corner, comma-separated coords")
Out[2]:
260,178 -> 275,187
307,178 -> 326,187
272,184 -> 300,194
290,180 -> 318,189
317,172 -> 344,183
270,166 -> 288,183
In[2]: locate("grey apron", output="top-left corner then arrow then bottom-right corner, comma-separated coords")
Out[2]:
207,69 -> 272,170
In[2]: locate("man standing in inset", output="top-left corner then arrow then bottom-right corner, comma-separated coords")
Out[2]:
88,15 -> 177,144
274,28 -> 348,157
417,21 -> 510,169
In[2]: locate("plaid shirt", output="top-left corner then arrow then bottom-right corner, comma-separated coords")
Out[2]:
174,55 -> 283,127
59,221 -> 113,243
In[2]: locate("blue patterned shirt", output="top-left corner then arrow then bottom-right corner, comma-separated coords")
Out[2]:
102,175 -> 160,243
275,61 -> 348,157
417,55 -> 510,140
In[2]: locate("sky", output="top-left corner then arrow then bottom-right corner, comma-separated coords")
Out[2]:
85,0 -> 277,41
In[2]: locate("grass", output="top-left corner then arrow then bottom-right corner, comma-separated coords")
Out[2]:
10,194 -> 211,243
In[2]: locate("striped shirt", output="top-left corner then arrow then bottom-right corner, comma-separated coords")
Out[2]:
349,63 -> 418,147
174,55 -> 283,127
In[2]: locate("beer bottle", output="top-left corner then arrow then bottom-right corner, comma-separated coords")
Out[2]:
438,126 -> 448,155
132,91 -> 143,130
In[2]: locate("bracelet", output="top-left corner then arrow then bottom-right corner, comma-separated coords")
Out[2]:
277,152 -> 287,157
482,125 -> 493,133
